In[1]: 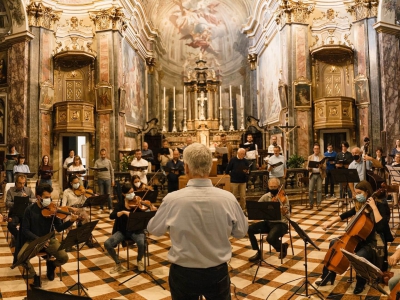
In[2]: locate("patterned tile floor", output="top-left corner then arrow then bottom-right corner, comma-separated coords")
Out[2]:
0,199 -> 399,300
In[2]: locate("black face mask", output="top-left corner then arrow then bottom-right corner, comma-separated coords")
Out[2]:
273,142 -> 277,146
269,189 -> 279,196
353,155 -> 360,161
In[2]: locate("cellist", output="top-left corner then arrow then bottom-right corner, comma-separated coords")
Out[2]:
319,180 -> 392,294
248,177 -> 290,262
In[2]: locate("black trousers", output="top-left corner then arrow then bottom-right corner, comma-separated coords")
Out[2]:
169,263 -> 230,300
325,170 -> 335,195
248,221 -> 288,252
7,215 -> 19,238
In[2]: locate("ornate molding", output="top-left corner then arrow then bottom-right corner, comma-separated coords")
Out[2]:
275,0 -> 315,26
247,53 -> 257,71
346,0 -> 379,21
146,57 -> 156,74
89,7 -> 127,33
26,1 -> 61,30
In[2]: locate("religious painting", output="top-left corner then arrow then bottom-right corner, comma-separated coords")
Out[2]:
293,77 -> 312,108
354,74 -> 370,105
123,40 -> 145,127
0,95 -> 6,145
258,35 -> 281,125
95,81 -> 113,112
0,51 -> 7,85
39,80 -> 54,111
278,80 -> 288,109
119,87 -> 126,114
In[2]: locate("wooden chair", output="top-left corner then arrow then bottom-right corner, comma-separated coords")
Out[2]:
117,234 -> 150,270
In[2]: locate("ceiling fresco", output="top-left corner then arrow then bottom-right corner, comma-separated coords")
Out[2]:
144,0 -> 255,77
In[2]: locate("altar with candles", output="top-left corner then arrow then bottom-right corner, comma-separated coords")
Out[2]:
161,54 -> 252,151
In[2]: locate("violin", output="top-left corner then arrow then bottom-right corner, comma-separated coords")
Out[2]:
271,185 -> 289,216
128,196 -> 155,211
74,185 -> 96,198
41,202 -> 72,220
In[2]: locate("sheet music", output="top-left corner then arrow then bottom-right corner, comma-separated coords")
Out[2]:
215,147 -> 228,154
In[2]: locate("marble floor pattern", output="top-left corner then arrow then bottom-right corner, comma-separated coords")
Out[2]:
0,199 -> 399,300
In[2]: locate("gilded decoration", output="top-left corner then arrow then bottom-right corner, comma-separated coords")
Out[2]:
346,0 -> 379,20
313,97 -> 355,129
53,17 -> 96,69
89,7 -> 127,32
275,0 -> 315,26
53,101 -> 95,133
247,53 -> 257,71
26,1 -> 60,30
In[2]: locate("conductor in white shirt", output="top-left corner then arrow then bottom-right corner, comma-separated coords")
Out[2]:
148,143 -> 248,300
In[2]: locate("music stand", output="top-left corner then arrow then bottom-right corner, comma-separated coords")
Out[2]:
59,220 -> 99,297
341,249 -> 389,296
246,201 -> 282,283
28,287 -> 92,300
11,231 -> 54,297
119,211 -> 165,290
15,172 -> 36,178
284,218 -> 324,300
331,169 -> 360,215
81,194 -> 109,251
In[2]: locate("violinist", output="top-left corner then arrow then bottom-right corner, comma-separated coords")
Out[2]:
61,175 -> 89,225
19,184 -> 78,283
319,180 -> 392,294
131,175 -> 152,192
248,177 -> 290,262
104,182 -> 157,274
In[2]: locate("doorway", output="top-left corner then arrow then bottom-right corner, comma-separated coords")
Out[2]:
322,132 -> 347,153
60,134 -> 89,189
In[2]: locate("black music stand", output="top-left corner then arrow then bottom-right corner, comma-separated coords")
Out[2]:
246,201 -> 282,283
81,194 -> 109,251
28,287 -> 92,300
331,169 -> 360,215
119,211 -> 165,290
15,172 -> 36,179
59,220 -> 99,297
283,218 -> 323,299
11,231 -> 54,297
341,249 -> 389,296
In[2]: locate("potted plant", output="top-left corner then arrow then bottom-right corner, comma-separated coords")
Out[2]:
287,154 -> 305,169
120,154 -> 134,171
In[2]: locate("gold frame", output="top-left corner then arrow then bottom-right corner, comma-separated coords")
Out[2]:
293,77 -> 312,108
95,81 -> 113,112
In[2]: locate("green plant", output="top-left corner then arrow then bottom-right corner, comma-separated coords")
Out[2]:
287,154 -> 305,168
120,154 -> 134,171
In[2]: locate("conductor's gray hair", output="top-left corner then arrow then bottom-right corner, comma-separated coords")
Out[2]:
183,143 -> 213,177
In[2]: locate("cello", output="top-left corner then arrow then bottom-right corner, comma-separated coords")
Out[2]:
322,187 -> 386,275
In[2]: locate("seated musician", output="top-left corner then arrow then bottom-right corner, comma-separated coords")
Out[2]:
19,184 -> 78,281
165,149 -> 184,193
388,245 -> 400,292
61,175 -> 89,225
320,180 -> 392,294
131,175 -> 152,192
104,182 -> 157,274
130,149 -> 149,184
248,177 -> 290,262
6,173 -> 36,241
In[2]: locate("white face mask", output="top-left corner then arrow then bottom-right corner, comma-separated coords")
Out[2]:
134,182 -> 141,188
125,192 -> 135,200
72,183 -> 80,189
42,198 -> 52,207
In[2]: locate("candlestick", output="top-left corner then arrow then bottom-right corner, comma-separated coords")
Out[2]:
173,86 -> 176,109
184,86 -> 186,109
229,85 -> 232,107
162,87 -> 166,132
240,85 -> 243,108
219,86 -> 222,108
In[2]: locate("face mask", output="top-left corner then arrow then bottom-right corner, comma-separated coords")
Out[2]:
273,142 -> 277,146
269,189 -> 279,196
72,183 -> 80,189
42,198 -> 52,207
134,182 -> 141,188
125,192 -> 135,200
355,194 -> 366,203
353,155 -> 360,161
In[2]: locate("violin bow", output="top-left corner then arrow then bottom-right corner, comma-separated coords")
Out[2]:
214,173 -> 227,187
141,169 -> 160,199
